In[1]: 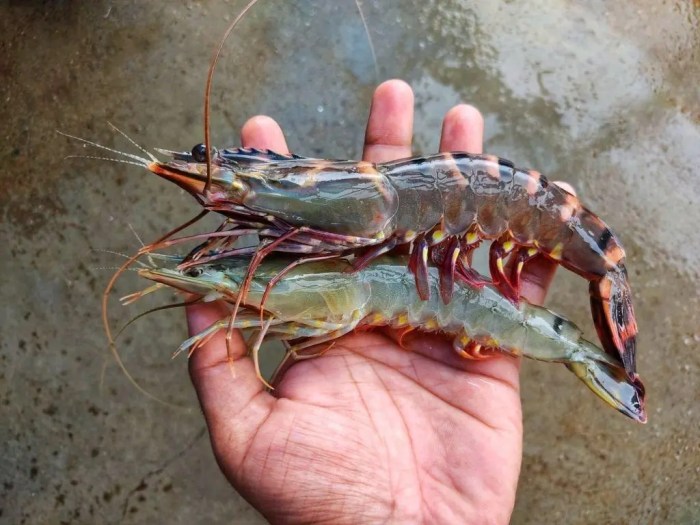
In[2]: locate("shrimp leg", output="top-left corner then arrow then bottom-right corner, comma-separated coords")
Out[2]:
488,235 -> 519,303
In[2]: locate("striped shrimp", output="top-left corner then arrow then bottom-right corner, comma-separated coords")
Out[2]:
133,254 -> 646,423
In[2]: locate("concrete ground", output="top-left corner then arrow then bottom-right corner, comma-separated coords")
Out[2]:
1,1 -> 698,523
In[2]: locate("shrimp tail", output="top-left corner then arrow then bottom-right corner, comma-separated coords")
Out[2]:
590,266 -> 639,383
567,358 -> 646,423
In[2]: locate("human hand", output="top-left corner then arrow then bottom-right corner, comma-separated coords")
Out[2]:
186,80 -> 564,524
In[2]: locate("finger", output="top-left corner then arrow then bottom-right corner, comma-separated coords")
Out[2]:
438,104 -> 484,265
363,79 -> 414,162
553,181 -> 575,195
240,115 -> 289,153
514,255 -> 557,306
514,181 -> 577,307
439,103 -> 484,260
439,104 -> 484,154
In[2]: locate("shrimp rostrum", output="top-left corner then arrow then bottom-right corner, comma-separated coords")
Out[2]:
135,254 -> 646,423
145,147 -> 641,394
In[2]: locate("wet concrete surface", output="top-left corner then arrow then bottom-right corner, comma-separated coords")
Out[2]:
1,1 -> 698,523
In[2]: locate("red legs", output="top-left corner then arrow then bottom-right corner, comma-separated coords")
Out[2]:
455,237 -> 490,288
455,259 -> 490,289
429,234 -> 534,303
169,228 -> 260,266
408,234 -> 430,300
351,237 -> 399,272
231,229 -> 301,319
177,223 -> 365,272
488,239 -> 539,302
250,316 -> 274,389
176,225 -> 372,367
177,223 -> 259,263
394,326 -> 416,349
224,229 -> 302,363
428,233 -> 489,303
177,237 -> 322,270
489,235 -> 519,303
437,237 -> 461,304
453,332 -> 497,360
509,246 -> 538,298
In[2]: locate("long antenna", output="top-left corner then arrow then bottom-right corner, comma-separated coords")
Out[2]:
354,0 -> 379,83
203,0 -> 262,194
101,210 -> 209,405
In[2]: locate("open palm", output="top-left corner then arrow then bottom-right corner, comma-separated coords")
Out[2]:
186,80 -> 563,524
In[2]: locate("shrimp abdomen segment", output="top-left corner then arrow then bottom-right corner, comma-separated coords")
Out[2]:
379,157 -> 445,236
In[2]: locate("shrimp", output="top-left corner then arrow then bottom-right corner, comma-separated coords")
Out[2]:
148,147 -> 640,393
135,254 -> 646,423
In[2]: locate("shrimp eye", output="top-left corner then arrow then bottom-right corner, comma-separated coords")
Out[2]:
185,267 -> 203,278
191,143 -> 208,163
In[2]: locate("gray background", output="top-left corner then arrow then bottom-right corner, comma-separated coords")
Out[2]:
1,1 -> 698,523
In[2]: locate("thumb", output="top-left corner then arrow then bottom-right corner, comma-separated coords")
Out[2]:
186,301 -> 274,468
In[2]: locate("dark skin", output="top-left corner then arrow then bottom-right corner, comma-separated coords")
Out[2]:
185,80 -> 574,524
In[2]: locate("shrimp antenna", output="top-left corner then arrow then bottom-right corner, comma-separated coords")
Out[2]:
63,155 -> 148,169
107,121 -> 158,163
354,0 -> 379,83
102,250 -> 178,407
128,222 -> 159,267
91,248 -> 176,267
102,209 -> 209,406
202,0 -> 378,192
114,298 -> 202,344
57,130 -> 152,168
92,266 -> 143,272
203,0 -> 262,194
128,223 -> 146,248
